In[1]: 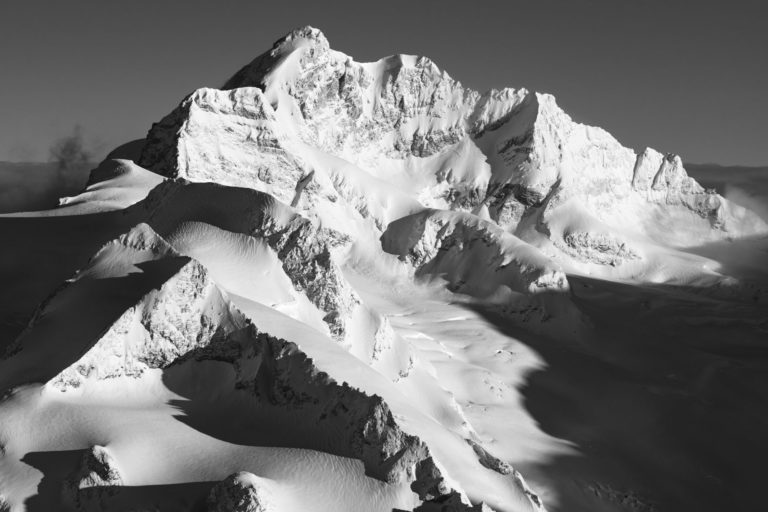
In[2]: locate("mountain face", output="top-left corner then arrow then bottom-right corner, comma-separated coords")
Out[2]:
142,27 -> 764,244
1,26 -> 767,512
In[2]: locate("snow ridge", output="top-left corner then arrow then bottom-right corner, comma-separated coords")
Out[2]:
28,223 -> 537,511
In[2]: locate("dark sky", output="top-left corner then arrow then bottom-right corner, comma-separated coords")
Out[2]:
1,0 -> 765,165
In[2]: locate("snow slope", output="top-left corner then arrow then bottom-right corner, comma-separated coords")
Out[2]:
0,223 -> 543,512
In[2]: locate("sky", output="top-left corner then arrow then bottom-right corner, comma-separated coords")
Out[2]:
0,0 -> 766,166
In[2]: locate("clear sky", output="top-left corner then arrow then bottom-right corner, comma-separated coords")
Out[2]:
0,0 -> 765,165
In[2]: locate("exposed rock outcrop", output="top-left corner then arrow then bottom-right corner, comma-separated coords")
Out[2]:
632,148 -> 724,227
140,180 -> 362,343
381,209 -> 569,296
62,445 -> 123,511
558,231 -> 640,267
207,472 -> 273,512
49,224 -> 240,389
36,224 -> 526,511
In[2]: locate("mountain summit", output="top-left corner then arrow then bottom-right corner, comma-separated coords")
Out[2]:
142,26 -> 765,271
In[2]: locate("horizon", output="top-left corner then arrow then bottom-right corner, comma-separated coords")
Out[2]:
1,0 -> 766,167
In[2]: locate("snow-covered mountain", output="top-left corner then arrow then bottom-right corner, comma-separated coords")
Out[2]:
1,26 -> 767,512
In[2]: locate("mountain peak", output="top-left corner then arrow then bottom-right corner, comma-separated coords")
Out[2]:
222,26 -> 331,90
166,26 -> 768,248
269,25 -> 331,57
279,25 -> 328,46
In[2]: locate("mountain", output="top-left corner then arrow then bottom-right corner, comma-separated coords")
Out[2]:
1,26 -> 767,512
138,27 -> 765,283
686,163 -> 768,225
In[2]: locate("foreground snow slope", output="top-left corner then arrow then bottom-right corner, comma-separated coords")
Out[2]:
0,223 -> 543,512
1,25 -> 768,512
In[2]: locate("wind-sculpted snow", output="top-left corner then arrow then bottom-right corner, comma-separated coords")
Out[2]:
56,159 -> 164,214
30,223 -> 539,511
51,257 -> 233,389
380,209 -> 580,335
140,180 -> 366,345
217,28 -> 761,237
195,331 -> 430,486
3,222 -> 236,389
382,209 -> 568,296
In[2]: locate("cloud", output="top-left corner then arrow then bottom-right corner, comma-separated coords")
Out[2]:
0,126 -> 96,213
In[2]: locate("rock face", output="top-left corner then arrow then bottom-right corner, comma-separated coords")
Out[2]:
62,446 -> 123,511
382,209 -> 568,297
188,324 -> 432,486
207,472 -> 273,512
557,231 -> 640,267
223,27 -> 480,164
49,224 -> 242,389
216,27 -> 762,236
32,223 -> 523,511
138,25 -> 765,299
50,255 -> 232,388
632,148 -> 724,224
140,87 -> 307,207
139,180 -> 385,351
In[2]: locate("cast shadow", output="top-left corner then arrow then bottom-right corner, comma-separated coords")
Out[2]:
21,449 -> 211,512
0,257 -> 190,392
464,273 -> 768,512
